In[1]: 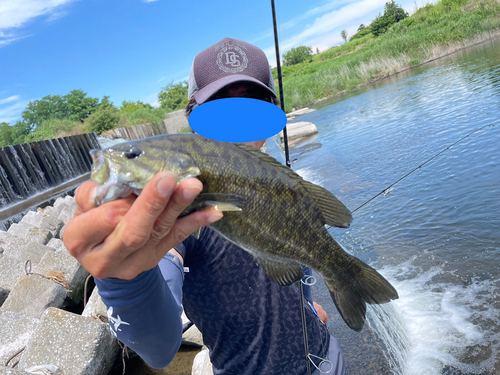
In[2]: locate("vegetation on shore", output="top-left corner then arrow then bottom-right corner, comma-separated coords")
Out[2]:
1,0 -> 499,145
273,0 -> 500,112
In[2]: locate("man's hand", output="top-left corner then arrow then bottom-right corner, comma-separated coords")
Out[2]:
63,172 -> 222,280
313,302 -> 328,324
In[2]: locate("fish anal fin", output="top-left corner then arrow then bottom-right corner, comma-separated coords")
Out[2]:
257,258 -> 304,286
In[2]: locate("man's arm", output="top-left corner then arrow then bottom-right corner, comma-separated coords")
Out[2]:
95,260 -> 183,368
63,173 -> 221,367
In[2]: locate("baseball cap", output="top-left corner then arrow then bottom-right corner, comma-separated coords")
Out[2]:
188,37 -> 277,104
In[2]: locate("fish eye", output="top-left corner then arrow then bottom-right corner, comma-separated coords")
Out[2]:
124,147 -> 142,159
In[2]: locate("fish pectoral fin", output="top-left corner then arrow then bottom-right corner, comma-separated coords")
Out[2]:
257,258 -> 305,286
180,193 -> 245,217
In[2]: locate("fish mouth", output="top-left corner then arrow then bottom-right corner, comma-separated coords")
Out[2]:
95,182 -> 134,206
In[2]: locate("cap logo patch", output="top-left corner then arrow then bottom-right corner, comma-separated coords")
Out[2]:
217,45 -> 248,73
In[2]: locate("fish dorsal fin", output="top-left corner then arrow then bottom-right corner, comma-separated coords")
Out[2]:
236,144 -> 352,228
256,257 -> 305,286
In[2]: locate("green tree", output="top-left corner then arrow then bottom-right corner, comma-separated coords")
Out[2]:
340,30 -> 348,43
158,81 -> 189,111
22,94 -> 65,130
358,24 -> 366,32
120,100 -> 153,114
0,122 -> 14,147
63,89 -> 100,122
349,27 -> 373,41
86,107 -> 120,134
282,46 -> 313,66
99,95 -> 115,110
371,0 -> 409,36
10,120 -> 32,145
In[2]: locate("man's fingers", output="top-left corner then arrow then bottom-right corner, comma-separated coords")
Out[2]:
155,209 -> 223,259
64,197 -> 135,257
151,177 -> 203,240
74,181 -> 98,215
110,172 -> 179,252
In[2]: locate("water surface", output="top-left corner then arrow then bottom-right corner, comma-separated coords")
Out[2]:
270,39 -> 500,374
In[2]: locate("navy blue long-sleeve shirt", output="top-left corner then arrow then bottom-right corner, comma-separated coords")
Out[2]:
96,227 -> 331,374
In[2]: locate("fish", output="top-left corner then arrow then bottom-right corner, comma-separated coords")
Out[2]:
90,133 -> 398,331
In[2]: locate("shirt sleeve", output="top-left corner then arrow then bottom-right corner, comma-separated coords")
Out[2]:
94,256 -> 184,369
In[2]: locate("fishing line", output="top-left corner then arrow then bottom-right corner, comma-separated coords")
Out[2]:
327,125 -> 491,229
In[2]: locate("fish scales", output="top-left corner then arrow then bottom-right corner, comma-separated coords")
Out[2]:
90,134 -> 398,331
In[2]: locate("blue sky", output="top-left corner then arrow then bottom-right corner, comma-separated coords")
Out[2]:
0,0 -> 417,124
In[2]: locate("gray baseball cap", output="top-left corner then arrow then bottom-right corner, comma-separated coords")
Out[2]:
188,37 -> 276,105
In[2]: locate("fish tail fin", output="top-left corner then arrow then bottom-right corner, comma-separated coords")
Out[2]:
325,256 -> 398,332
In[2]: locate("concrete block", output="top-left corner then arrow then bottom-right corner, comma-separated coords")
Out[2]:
82,286 -> 108,322
0,286 -> 8,306
34,251 -> 89,303
278,121 -> 318,141
0,366 -> 30,374
182,311 -> 203,347
20,243 -> 55,265
1,275 -> 67,319
57,207 -> 74,226
21,215 -> 64,238
0,255 -> 26,292
54,197 -> 69,214
6,223 -> 52,245
0,310 -> 40,367
18,308 -> 120,375
46,239 -> 67,253
62,196 -> 77,216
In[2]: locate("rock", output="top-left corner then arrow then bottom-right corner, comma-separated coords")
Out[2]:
182,311 -> 203,347
191,348 -> 213,375
0,310 -> 40,366
17,308 -> 120,375
279,121 -> 318,141
34,250 -> 89,303
286,107 -> 316,117
82,286 -> 108,323
1,275 -> 67,319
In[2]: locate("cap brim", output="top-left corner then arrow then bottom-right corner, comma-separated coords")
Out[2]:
193,74 -> 276,104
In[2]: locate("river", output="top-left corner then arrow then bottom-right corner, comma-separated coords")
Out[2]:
269,39 -> 500,374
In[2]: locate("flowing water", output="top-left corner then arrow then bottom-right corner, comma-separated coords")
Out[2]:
270,39 -> 500,374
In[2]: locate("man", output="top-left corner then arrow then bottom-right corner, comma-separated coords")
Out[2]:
64,37 -> 345,375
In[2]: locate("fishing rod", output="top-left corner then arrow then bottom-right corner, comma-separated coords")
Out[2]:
327,124 -> 492,230
271,0 -> 292,169
271,2 -> 333,375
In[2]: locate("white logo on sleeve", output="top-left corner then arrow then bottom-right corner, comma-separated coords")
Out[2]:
217,45 -> 248,73
107,306 -> 130,336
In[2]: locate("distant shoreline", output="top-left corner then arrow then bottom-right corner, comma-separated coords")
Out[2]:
305,31 -> 500,111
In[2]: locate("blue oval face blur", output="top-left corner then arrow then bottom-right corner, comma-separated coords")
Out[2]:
188,98 -> 287,143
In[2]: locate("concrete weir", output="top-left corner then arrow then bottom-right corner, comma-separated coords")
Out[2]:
0,133 -> 99,213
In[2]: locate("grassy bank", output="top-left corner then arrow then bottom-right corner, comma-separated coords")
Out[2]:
276,0 -> 500,112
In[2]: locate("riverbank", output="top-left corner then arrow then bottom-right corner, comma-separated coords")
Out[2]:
277,0 -> 500,112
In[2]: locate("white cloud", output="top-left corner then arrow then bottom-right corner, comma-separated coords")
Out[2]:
142,93 -> 160,108
143,0 -> 158,2
0,95 -> 30,124
0,0 -> 76,47
0,95 -> 21,105
157,76 -> 167,83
